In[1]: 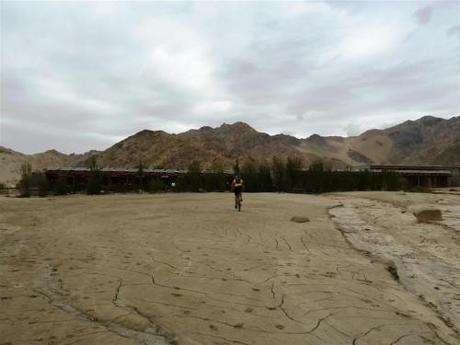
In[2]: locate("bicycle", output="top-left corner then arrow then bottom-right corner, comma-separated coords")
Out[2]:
235,193 -> 242,212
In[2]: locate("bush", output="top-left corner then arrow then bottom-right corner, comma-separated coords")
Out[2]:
408,186 -> 432,193
87,172 -> 103,195
149,178 -> 166,193
36,174 -> 49,197
187,161 -> 202,192
271,156 -> 286,192
241,159 -> 258,192
203,173 -> 226,192
258,162 -> 273,192
87,157 -> 103,195
136,161 -> 146,191
17,162 -> 32,197
286,156 -> 303,191
205,161 -> 226,192
174,175 -> 189,192
54,176 -> 69,195
233,159 -> 240,176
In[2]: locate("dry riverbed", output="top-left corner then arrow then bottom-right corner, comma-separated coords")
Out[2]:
0,192 -> 459,345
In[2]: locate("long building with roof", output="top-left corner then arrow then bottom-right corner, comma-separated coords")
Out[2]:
370,165 -> 459,188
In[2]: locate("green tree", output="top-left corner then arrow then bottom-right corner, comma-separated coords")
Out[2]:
17,162 -> 32,197
233,159 -> 240,176
258,161 -> 273,192
87,157 -> 103,195
241,159 -> 258,192
174,175 -> 188,192
187,160 -> 202,192
149,178 -> 166,193
285,156 -> 303,191
206,161 -> 226,191
136,161 -> 146,191
36,173 -> 49,197
308,160 -> 324,172
271,156 -> 286,192
54,176 -> 69,195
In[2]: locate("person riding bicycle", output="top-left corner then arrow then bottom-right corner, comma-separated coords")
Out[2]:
231,175 -> 244,209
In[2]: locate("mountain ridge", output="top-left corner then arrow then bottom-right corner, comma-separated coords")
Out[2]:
1,115 -> 459,185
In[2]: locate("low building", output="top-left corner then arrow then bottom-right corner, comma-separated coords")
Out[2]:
44,167 -> 234,192
370,165 -> 454,188
45,167 -> 188,192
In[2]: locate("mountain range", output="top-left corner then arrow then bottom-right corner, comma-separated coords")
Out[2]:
1,115 -> 459,185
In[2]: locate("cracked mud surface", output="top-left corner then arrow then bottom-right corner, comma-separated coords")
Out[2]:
1,193 -> 459,345
329,191 -> 460,342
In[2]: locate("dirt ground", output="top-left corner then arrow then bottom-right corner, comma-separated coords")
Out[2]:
0,192 -> 459,345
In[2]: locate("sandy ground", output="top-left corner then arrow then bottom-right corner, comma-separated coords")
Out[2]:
329,191 -> 460,338
0,192 -> 459,345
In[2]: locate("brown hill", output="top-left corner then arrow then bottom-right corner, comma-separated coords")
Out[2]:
344,116 -> 460,165
1,115 -> 458,185
0,147 -> 99,186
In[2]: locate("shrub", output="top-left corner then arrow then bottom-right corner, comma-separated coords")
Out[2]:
87,172 -> 103,195
205,161 -> 226,192
241,159 -> 258,192
136,161 -> 146,191
174,175 -> 189,192
408,186 -> 432,193
451,176 -> 460,187
233,159 -> 240,176
36,174 -> 49,197
87,157 -> 103,195
285,156 -> 303,192
54,176 -> 69,195
258,162 -> 273,192
187,161 -> 202,192
17,162 -> 32,197
271,156 -> 286,192
149,178 -> 166,193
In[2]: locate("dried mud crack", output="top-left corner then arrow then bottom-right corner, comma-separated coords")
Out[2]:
1,193 -> 459,345
329,192 -> 460,345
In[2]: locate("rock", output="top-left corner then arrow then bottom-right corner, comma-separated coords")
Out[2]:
413,208 -> 442,222
290,216 -> 310,223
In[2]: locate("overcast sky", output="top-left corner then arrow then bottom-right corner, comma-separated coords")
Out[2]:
1,0 -> 459,154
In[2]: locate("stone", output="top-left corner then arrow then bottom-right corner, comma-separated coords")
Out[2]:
413,208 -> 442,222
290,216 -> 310,223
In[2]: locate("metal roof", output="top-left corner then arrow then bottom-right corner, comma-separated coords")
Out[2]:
371,168 -> 451,175
45,167 -> 188,174
370,164 -> 458,171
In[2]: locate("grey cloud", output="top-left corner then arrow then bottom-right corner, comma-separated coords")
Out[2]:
414,6 -> 432,25
446,25 -> 460,37
1,1 -> 459,153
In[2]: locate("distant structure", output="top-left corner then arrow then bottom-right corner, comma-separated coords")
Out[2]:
370,165 -> 458,188
44,167 -> 233,192
45,167 -> 188,191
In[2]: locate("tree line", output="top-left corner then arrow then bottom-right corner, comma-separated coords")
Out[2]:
234,157 -> 401,193
13,156 -> 403,197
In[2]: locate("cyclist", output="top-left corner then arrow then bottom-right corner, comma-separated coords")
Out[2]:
231,175 -> 244,209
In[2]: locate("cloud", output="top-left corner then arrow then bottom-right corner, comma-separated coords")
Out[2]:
337,24 -> 411,60
413,6 -> 432,25
446,25 -> 460,37
1,1 -> 458,153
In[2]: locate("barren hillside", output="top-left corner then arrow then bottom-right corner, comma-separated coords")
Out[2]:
0,147 -> 99,186
1,115 -> 458,185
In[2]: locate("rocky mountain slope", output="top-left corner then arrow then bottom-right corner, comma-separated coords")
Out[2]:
0,147 -> 99,186
1,115 -> 459,185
